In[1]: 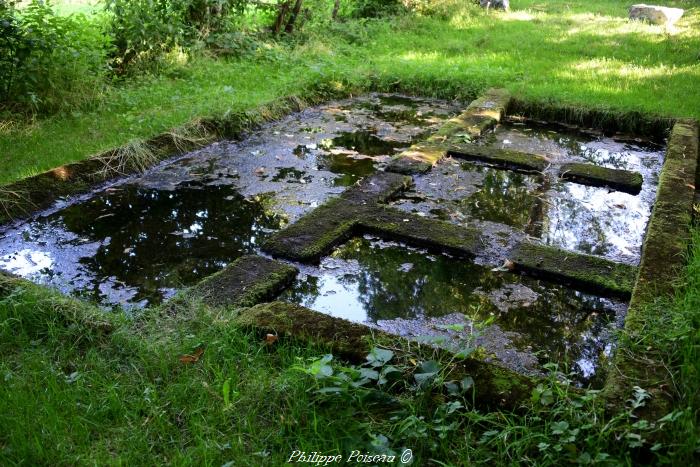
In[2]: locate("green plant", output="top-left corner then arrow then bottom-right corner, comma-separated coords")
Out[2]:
0,0 -> 109,114
106,0 -> 252,72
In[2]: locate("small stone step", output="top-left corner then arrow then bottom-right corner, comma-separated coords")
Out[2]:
559,163 -> 643,194
447,145 -> 549,173
189,255 -> 298,308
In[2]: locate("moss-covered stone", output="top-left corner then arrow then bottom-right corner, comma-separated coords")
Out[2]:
447,144 -> 549,173
262,172 -> 412,262
385,89 -> 510,174
510,242 -> 638,298
358,206 -> 483,257
189,255 -> 298,308
234,301 -> 535,409
386,144 -> 447,175
449,88 -> 512,138
602,120 -> 699,418
559,163 -> 643,194
628,120 -> 699,314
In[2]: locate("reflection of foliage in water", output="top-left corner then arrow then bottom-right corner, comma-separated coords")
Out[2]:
460,165 -> 543,228
55,183 -> 282,305
335,238 -> 495,321
283,237 -> 622,384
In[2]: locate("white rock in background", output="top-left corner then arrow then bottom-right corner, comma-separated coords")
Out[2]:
629,4 -> 684,26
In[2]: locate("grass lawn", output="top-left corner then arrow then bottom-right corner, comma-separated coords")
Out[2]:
1,0 -> 700,464
1,0 -> 699,183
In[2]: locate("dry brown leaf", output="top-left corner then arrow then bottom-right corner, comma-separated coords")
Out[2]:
265,334 -> 279,345
179,347 -> 204,364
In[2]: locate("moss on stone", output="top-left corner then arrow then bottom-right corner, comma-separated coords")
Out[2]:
358,206 -> 483,257
447,144 -> 549,173
262,172 -> 412,262
386,144 -> 447,175
189,255 -> 298,308
510,242 -> 638,298
559,163 -> 643,194
385,89 -> 510,174
627,120 -> 699,314
234,300 -> 536,410
602,120 -> 698,418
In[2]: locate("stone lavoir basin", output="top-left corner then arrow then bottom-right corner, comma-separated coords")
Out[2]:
0,93 -> 675,386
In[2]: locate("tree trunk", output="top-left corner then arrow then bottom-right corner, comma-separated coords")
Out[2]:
284,0 -> 304,34
332,0 -> 340,21
273,1 -> 290,35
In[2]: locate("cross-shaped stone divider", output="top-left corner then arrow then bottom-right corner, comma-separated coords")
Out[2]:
262,89 -> 639,298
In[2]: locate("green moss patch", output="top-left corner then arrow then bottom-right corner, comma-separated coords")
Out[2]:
262,172 -> 412,262
188,255 -> 298,309
386,89 -> 511,174
449,88 -> 512,138
628,120 -> 699,312
510,242 -> 638,298
234,301 -> 535,410
386,143 -> 447,175
447,144 -> 549,173
358,206 -> 483,258
559,163 -> 643,194
602,120 -> 699,418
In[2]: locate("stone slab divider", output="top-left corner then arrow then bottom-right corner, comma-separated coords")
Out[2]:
386,88 -> 512,174
233,301 -> 537,410
189,255 -> 298,308
559,163 -> 643,195
262,172 -> 413,262
602,119 -> 699,418
447,144 -> 550,173
510,243 -> 638,298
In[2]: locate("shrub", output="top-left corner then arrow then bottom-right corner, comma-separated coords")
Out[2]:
106,0 -> 252,72
0,0 -> 110,115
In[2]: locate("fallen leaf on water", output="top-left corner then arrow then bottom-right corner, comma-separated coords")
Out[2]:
491,259 -> 515,272
265,334 -> 278,345
179,347 -> 204,364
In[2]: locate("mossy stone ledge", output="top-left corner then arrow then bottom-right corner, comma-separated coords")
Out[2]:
447,144 -> 550,173
448,88 -> 512,138
510,242 -> 638,298
358,206 -> 484,258
262,172 -> 412,262
386,88 -> 511,175
602,119 -> 699,419
559,163 -> 643,194
189,255 -> 298,308
234,301 -> 536,410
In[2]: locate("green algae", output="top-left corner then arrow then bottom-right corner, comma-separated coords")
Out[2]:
189,255 -> 298,309
510,242 -> 638,298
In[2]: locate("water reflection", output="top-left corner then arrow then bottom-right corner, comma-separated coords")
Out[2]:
282,236 -> 625,384
0,183 -> 282,307
391,160 -> 543,231
540,183 -> 650,261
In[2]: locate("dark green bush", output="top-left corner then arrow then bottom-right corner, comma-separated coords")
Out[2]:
0,0 -> 110,114
106,0 -> 252,72
348,0 -> 405,18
